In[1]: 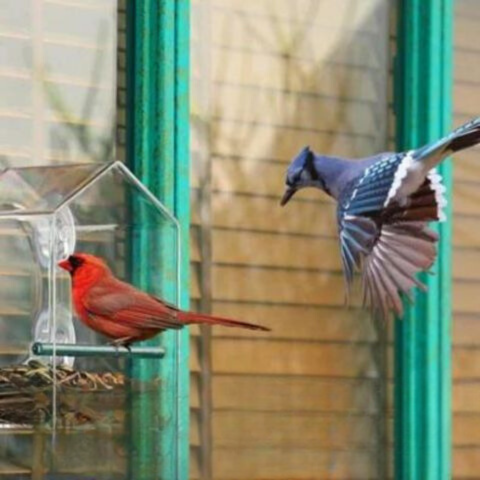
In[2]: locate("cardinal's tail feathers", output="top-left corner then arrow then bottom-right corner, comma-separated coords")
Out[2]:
178,311 -> 270,332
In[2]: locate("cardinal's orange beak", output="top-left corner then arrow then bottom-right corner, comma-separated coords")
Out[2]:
58,258 -> 72,272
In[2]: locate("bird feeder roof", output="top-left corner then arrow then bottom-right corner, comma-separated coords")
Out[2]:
0,161 -> 176,226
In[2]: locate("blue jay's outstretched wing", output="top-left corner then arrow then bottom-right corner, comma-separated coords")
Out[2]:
340,213 -> 438,319
337,154 -> 402,284
338,154 -> 444,320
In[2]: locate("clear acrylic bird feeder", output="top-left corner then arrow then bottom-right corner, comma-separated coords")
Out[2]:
0,161 -> 180,478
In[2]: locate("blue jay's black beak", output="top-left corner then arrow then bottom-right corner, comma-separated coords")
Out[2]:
280,186 -> 296,206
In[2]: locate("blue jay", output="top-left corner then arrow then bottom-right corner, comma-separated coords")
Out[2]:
281,117 -> 480,320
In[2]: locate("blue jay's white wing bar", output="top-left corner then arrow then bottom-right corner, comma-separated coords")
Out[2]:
427,169 -> 447,222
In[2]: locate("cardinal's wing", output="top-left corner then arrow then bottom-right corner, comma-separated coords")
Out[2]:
82,280 -> 184,330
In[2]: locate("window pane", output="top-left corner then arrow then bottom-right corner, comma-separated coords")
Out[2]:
190,1 -> 392,478
0,0 -> 118,168
452,1 -> 480,477
0,2 -> 127,479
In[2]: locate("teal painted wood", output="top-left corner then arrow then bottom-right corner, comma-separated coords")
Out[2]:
174,2 -> 191,479
126,1 -> 190,479
394,1 -> 453,479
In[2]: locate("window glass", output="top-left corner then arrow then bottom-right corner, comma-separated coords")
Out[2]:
452,1 -> 480,477
190,1 -> 392,478
0,0 -> 118,168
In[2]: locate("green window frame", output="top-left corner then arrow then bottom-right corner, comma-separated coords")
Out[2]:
394,0 -> 453,479
125,1 -> 190,479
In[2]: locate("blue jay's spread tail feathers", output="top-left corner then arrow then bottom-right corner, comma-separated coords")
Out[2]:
281,116 -> 480,321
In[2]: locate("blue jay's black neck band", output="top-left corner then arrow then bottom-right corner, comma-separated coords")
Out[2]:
305,151 -> 319,180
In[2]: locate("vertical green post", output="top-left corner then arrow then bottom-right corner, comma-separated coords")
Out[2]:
394,1 -> 452,479
174,3 -> 191,478
126,1 -> 190,479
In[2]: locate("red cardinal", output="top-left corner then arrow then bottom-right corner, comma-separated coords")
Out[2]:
59,253 -> 270,346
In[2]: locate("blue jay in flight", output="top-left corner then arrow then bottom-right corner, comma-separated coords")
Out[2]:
281,118 -> 480,320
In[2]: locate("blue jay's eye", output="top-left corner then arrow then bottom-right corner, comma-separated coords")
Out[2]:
69,255 -> 84,269
288,170 -> 302,185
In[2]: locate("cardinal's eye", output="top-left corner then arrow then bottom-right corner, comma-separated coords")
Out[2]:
69,256 -> 84,269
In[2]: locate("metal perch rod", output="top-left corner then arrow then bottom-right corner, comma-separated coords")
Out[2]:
31,342 -> 165,359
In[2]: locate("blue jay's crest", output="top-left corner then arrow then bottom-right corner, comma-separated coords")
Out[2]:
280,146 -> 323,205
287,146 -> 315,179
281,116 -> 480,321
